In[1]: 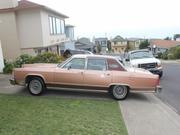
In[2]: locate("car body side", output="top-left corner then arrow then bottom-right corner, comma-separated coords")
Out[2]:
11,55 -> 160,92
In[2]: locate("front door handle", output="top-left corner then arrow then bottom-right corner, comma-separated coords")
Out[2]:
105,73 -> 110,76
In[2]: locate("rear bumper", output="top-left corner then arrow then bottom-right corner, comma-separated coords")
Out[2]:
148,68 -> 163,76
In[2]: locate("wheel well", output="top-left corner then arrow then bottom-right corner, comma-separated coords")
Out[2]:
25,75 -> 45,84
109,85 -> 130,91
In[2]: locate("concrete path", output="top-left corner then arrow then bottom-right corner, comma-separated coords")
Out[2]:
119,93 -> 180,135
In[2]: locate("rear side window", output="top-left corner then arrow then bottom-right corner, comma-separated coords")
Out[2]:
87,58 -> 107,71
107,58 -> 125,71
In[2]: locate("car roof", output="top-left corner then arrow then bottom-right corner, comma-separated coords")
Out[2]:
72,54 -> 116,59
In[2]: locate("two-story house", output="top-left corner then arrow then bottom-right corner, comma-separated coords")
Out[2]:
75,37 -> 95,52
95,37 -> 108,53
127,38 -> 144,50
111,36 -> 128,53
0,0 -> 70,60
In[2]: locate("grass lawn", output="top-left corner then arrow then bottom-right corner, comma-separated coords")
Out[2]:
0,94 -> 127,135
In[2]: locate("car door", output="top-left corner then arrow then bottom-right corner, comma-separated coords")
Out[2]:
54,58 -> 85,86
83,58 -> 111,88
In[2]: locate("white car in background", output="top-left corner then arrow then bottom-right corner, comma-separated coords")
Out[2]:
124,49 -> 163,77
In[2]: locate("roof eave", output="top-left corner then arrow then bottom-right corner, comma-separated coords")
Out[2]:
43,6 -> 69,18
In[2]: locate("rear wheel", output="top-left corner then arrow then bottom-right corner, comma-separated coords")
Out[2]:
28,77 -> 45,95
110,85 -> 129,100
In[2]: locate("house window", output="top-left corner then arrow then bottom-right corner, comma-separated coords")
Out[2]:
61,20 -> 65,34
52,17 -> 56,34
48,16 -> 65,35
49,16 -> 53,34
56,18 -> 61,34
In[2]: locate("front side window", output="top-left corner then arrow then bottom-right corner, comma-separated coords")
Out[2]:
63,58 -> 85,69
87,58 -> 106,71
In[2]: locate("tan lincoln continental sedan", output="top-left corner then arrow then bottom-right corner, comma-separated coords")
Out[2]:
10,54 -> 162,100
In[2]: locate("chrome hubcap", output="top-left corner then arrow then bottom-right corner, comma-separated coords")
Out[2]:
113,86 -> 127,99
29,80 -> 42,94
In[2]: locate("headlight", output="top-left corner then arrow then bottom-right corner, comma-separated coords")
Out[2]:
132,64 -> 138,67
157,62 -> 161,67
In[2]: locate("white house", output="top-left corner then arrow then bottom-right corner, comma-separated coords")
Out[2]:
0,40 -> 4,72
0,0 -> 72,60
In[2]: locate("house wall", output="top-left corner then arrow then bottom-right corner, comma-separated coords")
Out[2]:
16,9 -> 43,49
0,0 -> 18,9
40,10 -> 67,47
0,40 -> 5,72
111,41 -> 127,53
0,12 -> 21,60
65,26 -> 74,40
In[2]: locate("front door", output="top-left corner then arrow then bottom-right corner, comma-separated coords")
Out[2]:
54,58 -> 85,86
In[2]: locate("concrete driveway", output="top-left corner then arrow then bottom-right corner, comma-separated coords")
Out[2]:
0,74 -> 25,94
119,93 -> 180,135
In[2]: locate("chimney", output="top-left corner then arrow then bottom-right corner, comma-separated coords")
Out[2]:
0,0 -> 18,9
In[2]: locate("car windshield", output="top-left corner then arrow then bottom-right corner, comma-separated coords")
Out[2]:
130,51 -> 153,60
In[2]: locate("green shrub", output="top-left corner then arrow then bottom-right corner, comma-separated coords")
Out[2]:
3,60 -> 14,74
32,52 -> 63,63
161,51 -> 168,60
173,46 -> 180,59
167,53 -> 175,60
167,46 -> 180,60
14,54 -> 33,68
156,52 -> 162,58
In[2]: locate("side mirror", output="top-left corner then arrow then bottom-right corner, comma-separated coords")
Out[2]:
67,65 -> 71,70
125,58 -> 130,62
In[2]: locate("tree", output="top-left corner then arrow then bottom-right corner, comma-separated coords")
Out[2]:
125,41 -> 131,52
107,40 -> 111,51
96,43 -> 102,53
139,40 -> 150,49
164,37 -> 171,40
173,34 -> 180,40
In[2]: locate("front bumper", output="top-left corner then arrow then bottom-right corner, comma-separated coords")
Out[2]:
155,85 -> 162,93
9,78 -> 17,85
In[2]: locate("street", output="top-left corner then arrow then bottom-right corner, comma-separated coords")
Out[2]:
156,63 -> 180,114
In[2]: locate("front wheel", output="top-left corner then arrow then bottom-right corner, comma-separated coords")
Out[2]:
110,85 -> 129,100
28,77 -> 45,96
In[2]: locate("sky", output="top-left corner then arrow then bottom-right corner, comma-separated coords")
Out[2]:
30,0 -> 180,40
